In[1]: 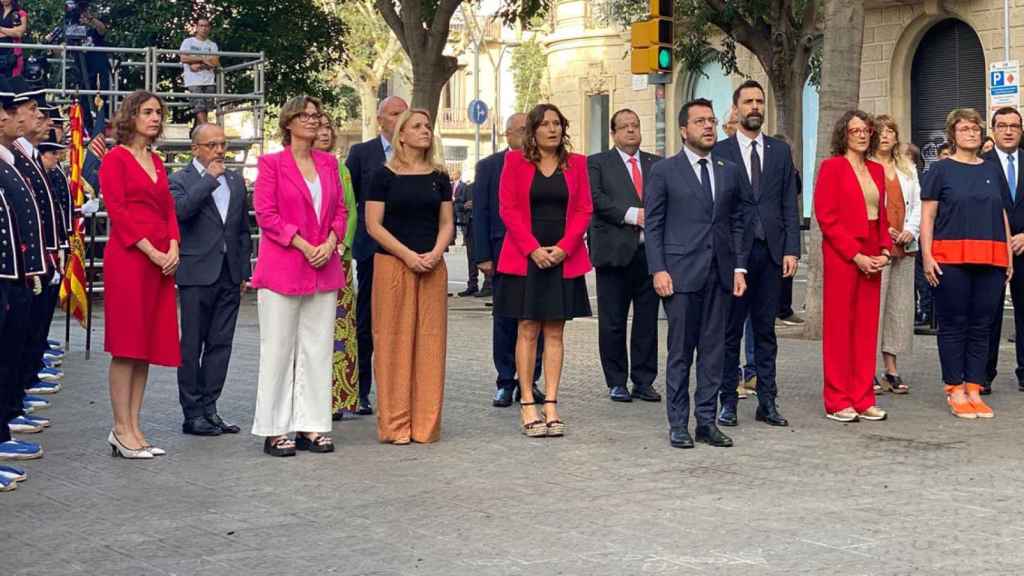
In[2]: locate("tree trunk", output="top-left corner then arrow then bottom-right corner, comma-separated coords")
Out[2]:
410,57 -> 458,130
360,83 -> 380,141
774,64 -> 809,175
802,0 -> 866,339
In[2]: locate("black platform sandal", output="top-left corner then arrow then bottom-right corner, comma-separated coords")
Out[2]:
264,436 -> 296,457
520,402 -> 547,437
543,399 -> 564,437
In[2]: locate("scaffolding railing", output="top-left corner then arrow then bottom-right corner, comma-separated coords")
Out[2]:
13,41 -> 267,296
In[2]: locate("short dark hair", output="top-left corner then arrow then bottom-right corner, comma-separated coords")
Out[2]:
829,109 -> 879,157
112,90 -> 165,145
610,108 -> 639,132
937,142 -> 951,154
678,98 -> 714,127
732,80 -> 765,106
991,106 -> 1022,128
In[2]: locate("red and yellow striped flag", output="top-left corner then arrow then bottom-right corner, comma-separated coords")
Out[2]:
60,102 -> 89,326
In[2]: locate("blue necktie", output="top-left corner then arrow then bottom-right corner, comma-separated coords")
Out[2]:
698,158 -> 713,202
1009,154 -> 1016,202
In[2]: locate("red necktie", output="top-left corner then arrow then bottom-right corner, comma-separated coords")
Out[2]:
629,157 -> 643,199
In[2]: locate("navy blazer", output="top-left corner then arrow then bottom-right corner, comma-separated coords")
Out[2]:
983,148 -> 1024,236
170,162 -> 253,287
471,149 -> 508,264
345,136 -> 387,262
644,149 -> 752,293
713,134 -> 801,265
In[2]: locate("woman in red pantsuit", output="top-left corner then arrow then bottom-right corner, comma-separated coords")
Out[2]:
100,91 -> 180,459
815,110 -> 893,423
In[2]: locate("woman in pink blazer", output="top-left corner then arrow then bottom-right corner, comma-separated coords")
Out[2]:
251,95 -> 347,457
494,103 -> 593,438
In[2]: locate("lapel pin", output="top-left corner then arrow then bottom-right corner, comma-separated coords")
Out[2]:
717,160 -> 725,167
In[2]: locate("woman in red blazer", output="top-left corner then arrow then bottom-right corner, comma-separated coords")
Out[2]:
494,103 -> 593,438
815,110 -> 893,423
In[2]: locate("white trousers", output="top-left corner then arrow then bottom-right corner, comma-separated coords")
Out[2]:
251,289 -> 336,437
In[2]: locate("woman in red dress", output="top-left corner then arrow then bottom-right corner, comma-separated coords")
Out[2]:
815,110 -> 893,423
99,91 -> 180,459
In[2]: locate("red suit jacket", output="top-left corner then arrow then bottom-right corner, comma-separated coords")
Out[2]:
815,156 -> 893,260
496,149 -> 593,278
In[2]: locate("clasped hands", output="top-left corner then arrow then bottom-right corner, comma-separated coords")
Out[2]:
146,243 -> 180,276
298,235 -> 337,269
530,246 -> 567,269
853,252 -> 890,277
402,249 -> 444,274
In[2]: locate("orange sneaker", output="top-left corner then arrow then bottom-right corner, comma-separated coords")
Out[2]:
945,384 -> 976,419
964,383 -> 994,419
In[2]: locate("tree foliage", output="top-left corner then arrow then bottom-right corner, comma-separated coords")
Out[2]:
511,38 -> 547,113
27,0 -> 346,107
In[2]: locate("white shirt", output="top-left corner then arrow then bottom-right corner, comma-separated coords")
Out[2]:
996,147 -> 1019,194
306,176 -> 323,222
193,159 -> 230,223
682,144 -> 748,274
617,147 -> 644,227
735,130 -> 765,180
14,137 -> 37,160
180,36 -> 219,87
683,144 -> 716,200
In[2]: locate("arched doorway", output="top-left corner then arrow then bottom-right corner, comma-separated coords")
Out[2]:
911,18 -> 986,167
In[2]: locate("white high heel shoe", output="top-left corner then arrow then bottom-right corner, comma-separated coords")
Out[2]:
107,431 -> 154,459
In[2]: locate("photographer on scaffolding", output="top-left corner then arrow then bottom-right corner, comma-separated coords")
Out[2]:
45,0 -> 109,125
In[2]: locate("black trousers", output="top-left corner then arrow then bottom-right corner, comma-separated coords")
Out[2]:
721,239 -> 780,410
464,221 -> 480,291
22,276 -> 56,392
1,282 -> 31,443
987,255 -> 1024,385
595,247 -> 659,390
664,263 -> 728,430
177,261 -> 241,420
490,239 -> 542,388
915,254 -> 934,320
356,254 -> 374,399
778,276 -> 794,318
935,264 -> 1004,385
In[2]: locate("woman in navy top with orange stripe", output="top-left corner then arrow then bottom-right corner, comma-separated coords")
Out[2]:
920,108 -> 1013,420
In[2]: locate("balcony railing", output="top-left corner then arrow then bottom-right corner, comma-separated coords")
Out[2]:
439,107 -> 492,131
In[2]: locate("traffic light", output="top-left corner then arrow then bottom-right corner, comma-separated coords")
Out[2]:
629,0 -> 674,75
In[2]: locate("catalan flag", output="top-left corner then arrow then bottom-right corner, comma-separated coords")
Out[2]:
59,102 -> 89,326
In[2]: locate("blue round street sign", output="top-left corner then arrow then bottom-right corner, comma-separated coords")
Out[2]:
468,99 -> 489,125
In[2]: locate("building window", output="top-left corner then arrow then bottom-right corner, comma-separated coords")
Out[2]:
444,146 -> 468,163
690,61 -> 732,140
801,79 -> 819,218
587,94 -> 610,153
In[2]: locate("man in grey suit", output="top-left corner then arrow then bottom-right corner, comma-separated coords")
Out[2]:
645,98 -> 752,449
588,108 -> 662,403
171,123 -> 252,436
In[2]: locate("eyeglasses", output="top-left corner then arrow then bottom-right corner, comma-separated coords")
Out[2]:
847,127 -> 874,137
296,112 -> 324,123
955,125 -> 982,134
196,140 -> 227,150
689,117 -> 718,128
995,123 -> 1022,132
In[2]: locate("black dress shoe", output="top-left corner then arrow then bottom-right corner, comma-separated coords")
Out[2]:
669,429 -> 694,449
695,424 -> 733,447
717,406 -> 738,427
981,383 -> 993,396
755,404 -> 789,427
493,387 -> 514,407
1019,381 -> 1024,392
609,385 -> 632,402
630,385 -> 662,402
474,287 -> 492,298
458,288 -> 479,297
356,397 -> 374,415
513,385 -> 546,403
206,414 -> 241,434
182,417 -> 222,436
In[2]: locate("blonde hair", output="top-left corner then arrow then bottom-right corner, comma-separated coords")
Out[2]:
872,114 -> 914,177
386,109 -> 447,173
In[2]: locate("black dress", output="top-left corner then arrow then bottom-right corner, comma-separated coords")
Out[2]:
494,168 -> 591,321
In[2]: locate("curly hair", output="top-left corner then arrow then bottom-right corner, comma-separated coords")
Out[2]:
522,103 -> 571,168
112,90 -> 164,146
829,110 -> 879,157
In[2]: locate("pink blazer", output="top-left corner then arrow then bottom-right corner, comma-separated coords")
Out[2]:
497,150 -> 593,278
251,147 -> 348,295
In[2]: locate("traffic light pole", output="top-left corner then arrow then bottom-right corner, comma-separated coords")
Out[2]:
648,73 -> 671,158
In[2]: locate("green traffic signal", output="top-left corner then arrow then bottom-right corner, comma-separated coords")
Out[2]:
658,47 -> 672,70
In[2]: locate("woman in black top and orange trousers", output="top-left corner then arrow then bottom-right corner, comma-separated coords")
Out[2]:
366,109 -> 454,445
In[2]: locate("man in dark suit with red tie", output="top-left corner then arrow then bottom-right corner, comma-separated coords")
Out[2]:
714,80 -> 800,427
588,109 -> 662,403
